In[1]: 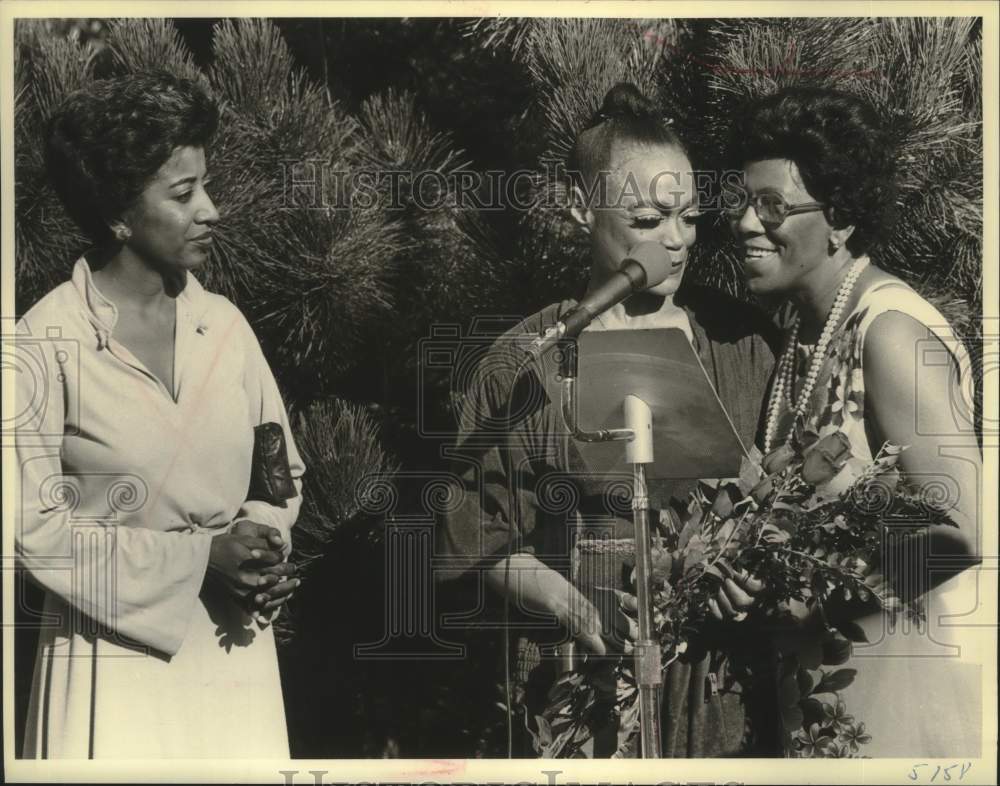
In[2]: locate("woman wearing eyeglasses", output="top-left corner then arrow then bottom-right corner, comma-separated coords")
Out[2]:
721,86 -> 982,757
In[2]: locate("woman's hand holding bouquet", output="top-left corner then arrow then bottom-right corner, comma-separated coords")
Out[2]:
526,426 -> 956,757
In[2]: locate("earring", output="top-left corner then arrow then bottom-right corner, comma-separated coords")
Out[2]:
115,227 -> 132,242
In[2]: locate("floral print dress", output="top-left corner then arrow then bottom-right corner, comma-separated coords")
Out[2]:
768,276 -> 982,758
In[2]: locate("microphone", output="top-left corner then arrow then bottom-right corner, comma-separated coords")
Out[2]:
524,241 -> 673,360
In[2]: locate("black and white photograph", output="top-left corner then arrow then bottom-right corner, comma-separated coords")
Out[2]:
2,4 -> 997,784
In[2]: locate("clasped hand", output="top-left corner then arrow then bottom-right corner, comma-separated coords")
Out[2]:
706,561 -> 764,622
609,562 -> 765,649
206,520 -> 300,619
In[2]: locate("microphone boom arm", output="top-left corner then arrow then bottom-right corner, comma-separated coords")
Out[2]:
557,340 -> 633,444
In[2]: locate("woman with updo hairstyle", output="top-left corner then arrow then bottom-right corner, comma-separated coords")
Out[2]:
439,83 -> 782,757
15,71 -> 304,758
724,86 -> 981,757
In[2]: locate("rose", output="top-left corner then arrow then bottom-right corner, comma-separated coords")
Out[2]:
817,459 -> 866,500
752,442 -> 801,502
709,482 -> 741,518
762,442 -> 797,475
801,432 -> 852,485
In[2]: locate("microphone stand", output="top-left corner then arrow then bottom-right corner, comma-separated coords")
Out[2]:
556,340 -> 663,759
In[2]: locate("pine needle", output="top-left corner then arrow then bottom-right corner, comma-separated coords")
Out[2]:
106,18 -> 203,83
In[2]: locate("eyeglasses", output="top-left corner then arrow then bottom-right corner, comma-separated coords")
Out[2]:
723,191 -> 825,230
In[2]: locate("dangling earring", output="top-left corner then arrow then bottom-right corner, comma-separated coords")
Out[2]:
115,226 -> 132,242
829,237 -> 841,254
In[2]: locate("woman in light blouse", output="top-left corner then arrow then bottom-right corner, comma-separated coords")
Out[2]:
721,86 -> 981,757
15,71 -> 304,758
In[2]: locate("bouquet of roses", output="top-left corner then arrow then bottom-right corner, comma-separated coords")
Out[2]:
525,424 -> 956,758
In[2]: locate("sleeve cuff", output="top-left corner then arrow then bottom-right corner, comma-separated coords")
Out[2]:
130,532 -> 214,657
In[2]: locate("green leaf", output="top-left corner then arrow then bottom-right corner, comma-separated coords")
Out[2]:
550,715 -> 574,733
733,496 -> 759,516
778,673 -> 801,708
796,668 -> 815,695
571,721 -> 593,746
815,668 -> 857,694
761,523 -> 791,544
822,635 -> 853,665
548,672 -> 580,702
782,633 -> 825,671
678,508 -> 703,549
683,533 -> 707,568
544,723 -> 579,758
739,453 -> 765,493
534,714 -> 552,747
616,697 -> 642,751
780,703 -> 805,733
800,697 -> 826,726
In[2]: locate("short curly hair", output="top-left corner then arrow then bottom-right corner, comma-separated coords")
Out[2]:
45,71 -> 219,243
729,86 -> 896,255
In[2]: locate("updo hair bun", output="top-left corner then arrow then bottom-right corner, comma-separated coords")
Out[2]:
596,82 -> 659,124
569,82 -> 686,196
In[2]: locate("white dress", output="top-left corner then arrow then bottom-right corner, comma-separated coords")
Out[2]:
15,258 -> 305,758
771,276 -> 983,757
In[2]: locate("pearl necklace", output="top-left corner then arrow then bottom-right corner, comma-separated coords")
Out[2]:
762,256 -> 869,454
